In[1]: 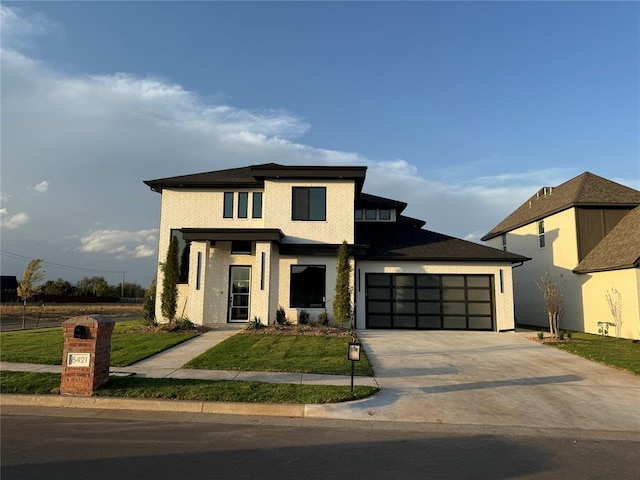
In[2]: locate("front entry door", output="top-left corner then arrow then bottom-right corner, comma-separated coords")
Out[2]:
229,266 -> 251,322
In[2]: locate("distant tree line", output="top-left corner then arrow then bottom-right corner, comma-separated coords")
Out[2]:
29,276 -> 146,300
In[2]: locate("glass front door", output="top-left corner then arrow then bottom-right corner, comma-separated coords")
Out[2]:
229,266 -> 251,322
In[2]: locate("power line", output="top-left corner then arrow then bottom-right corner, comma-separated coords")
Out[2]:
0,250 -> 125,275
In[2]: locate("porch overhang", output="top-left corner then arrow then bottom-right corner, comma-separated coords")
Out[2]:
181,228 -> 284,243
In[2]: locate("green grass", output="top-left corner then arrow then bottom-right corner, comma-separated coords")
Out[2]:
0,371 -> 379,404
547,332 -> 640,375
0,321 -> 197,367
185,333 -> 374,376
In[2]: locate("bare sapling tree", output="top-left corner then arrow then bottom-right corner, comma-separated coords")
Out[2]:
17,259 -> 45,329
605,288 -> 623,338
536,270 -> 565,339
333,240 -> 352,327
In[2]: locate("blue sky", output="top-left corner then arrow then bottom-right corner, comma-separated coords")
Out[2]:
1,1 -> 638,287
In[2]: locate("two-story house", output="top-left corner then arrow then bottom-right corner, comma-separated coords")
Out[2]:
144,163 -> 527,331
482,172 -> 640,339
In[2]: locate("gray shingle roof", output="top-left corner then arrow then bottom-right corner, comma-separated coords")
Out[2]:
573,206 -> 640,273
482,172 -> 640,241
357,220 -> 529,263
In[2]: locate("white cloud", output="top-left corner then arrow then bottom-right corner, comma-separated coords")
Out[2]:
34,180 -> 48,192
0,209 -> 29,229
79,229 -> 158,259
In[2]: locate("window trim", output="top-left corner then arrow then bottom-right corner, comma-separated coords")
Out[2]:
292,187 -> 326,221
252,192 -> 263,219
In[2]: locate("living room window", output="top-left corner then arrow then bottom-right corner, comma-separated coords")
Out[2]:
292,187 -> 326,221
290,265 -> 326,308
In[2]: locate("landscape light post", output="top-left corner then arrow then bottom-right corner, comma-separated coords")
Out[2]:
347,341 -> 361,394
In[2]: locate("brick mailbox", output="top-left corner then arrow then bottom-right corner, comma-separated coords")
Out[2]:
60,315 -> 115,396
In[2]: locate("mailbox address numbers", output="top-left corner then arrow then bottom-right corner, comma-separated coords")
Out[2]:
67,352 -> 91,367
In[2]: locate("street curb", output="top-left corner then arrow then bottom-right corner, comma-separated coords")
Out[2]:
0,394 -> 306,418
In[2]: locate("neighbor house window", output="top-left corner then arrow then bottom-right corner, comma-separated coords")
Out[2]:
290,265 -> 326,308
501,234 -> 507,251
238,192 -> 248,218
292,187 -> 326,221
379,209 -> 391,220
537,220 -> 545,248
252,192 -> 263,218
223,192 -> 234,218
355,209 -> 363,220
365,209 -> 377,220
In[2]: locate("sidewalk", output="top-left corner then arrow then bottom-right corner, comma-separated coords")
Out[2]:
0,325 -> 378,388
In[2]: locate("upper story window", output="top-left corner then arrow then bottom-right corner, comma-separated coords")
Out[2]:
379,209 -> 391,220
292,187 -> 326,221
238,192 -> 248,218
355,209 -> 363,220
537,220 -> 546,249
223,192 -> 234,218
501,234 -> 507,251
355,208 -> 393,221
365,209 -> 377,220
252,192 -> 263,218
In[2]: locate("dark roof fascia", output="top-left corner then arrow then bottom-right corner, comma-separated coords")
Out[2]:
143,180 -> 263,193
279,243 -> 367,256
482,201 -> 640,241
573,260 -> 639,275
355,254 -> 530,264
252,165 -> 368,194
356,193 -> 408,214
181,228 -> 284,243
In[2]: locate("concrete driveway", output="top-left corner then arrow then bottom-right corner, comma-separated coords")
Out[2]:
306,331 -> 640,432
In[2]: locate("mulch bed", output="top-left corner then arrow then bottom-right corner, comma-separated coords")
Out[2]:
241,324 -> 355,337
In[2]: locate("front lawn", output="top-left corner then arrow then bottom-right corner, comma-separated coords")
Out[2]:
0,321 -> 198,367
0,371 -> 379,403
547,332 -> 640,375
185,332 -> 374,376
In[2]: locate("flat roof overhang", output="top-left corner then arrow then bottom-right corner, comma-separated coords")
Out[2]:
181,228 -> 284,243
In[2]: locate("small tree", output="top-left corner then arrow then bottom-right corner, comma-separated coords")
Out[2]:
143,277 -> 157,325
605,288 -> 623,338
17,259 -> 45,329
536,270 -> 565,339
160,236 -> 180,322
333,240 -> 352,327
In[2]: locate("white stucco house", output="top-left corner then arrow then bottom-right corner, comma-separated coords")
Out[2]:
144,164 -> 527,331
482,172 -> 640,340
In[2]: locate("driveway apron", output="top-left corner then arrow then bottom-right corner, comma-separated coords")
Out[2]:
305,331 -> 640,432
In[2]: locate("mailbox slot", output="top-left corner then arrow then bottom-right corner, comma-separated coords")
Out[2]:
73,325 -> 88,339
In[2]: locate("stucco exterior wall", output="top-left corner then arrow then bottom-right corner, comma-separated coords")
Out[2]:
578,269 -> 640,340
502,208 -> 584,330
263,179 -> 355,244
354,261 -> 515,331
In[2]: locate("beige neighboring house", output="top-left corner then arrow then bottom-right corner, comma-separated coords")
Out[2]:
144,163 -> 527,331
482,172 -> 640,340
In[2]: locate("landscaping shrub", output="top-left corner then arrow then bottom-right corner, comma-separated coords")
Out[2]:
299,310 -> 310,325
246,316 -> 265,330
318,311 -> 329,326
275,306 -> 287,325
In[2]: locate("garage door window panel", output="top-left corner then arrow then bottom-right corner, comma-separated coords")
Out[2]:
443,316 -> 467,329
443,303 -> 466,315
368,302 -> 392,314
369,315 -> 392,328
394,316 -> 416,328
419,316 -> 442,328
469,317 -> 493,329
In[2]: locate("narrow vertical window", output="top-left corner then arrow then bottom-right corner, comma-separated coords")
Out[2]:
260,252 -> 265,290
537,220 -> 545,248
501,234 -> 507,251
196,252 -> 202,290
499,269 -> 504,293
252,192 -> 263,218
223,192 -> 234,218
238,192 -> 248,218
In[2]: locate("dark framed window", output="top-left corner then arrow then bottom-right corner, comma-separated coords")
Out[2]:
170,229 -> 190,284
292,187 -> 326,221
290,265 -> 325,308
223,192 -> 234,218
355,209 -> 363,220
252,192 -> 263,218
379,209 -> 391,220
231,240 -> 252,255
538,220 -> 545,249
196,252 -> 202,290
365,209 -> 377,220
501,234 -> 507,251
238,192 -> 248,218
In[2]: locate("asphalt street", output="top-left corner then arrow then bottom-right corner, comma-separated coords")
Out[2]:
2,406 -> 638,480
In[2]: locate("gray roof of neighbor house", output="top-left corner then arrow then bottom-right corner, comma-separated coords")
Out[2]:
144,163 -> 368,193
482,172 -> 640,241
573,206 -> 640,273
357,217 -> 529,263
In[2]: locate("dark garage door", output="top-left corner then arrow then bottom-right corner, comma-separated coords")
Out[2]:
366,273 -> 494,330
